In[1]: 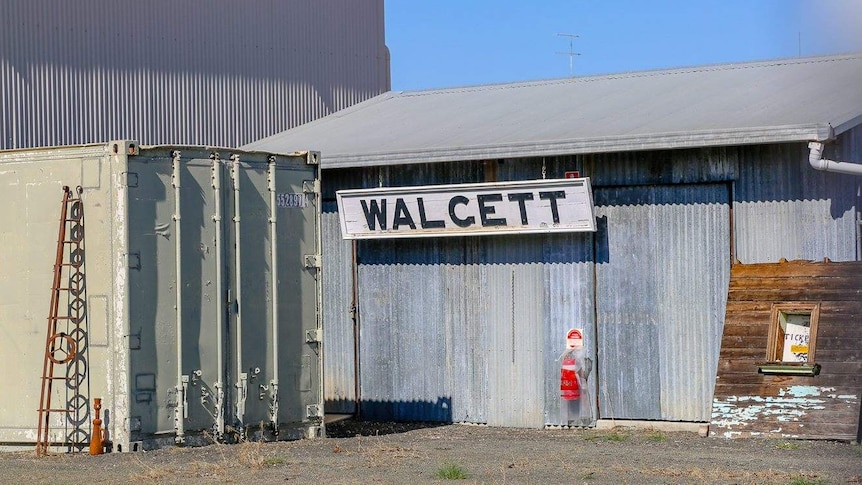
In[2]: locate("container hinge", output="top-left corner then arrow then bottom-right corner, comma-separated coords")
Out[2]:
127,328 -> 142,350
304,254 -> 321,270
302,179 -> 321,195
305,151 -> 320,165
305,328 -> 322,344
122,172 -> 139,188
128,251 -> 141,271
306,403 -> 323,419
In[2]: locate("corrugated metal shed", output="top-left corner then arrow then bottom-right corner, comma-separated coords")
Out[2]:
0,0 -> 389,150
246,54 -> 862,167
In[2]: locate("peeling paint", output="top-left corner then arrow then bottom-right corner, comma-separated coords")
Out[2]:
712,384 -> 858,439
778,386 -> 828,398
111,165 -> 130,452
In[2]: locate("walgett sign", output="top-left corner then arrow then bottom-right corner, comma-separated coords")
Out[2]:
336,178 -> 596,239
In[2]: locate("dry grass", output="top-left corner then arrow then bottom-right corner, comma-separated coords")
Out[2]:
237,440 -> 266,468
636,465 -> 825,483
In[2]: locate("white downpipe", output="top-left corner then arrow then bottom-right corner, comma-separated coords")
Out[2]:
808,141 -> 862,175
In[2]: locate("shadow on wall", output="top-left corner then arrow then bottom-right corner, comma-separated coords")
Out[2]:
325,397 -> 453,424
357,231 -> 601,266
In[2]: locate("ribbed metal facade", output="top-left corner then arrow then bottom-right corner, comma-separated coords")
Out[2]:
734,142 -> 860,263
322,204 -> 356,414
595,184 -> 730,422
321,138 -> 860,426
0,0 -> 389,149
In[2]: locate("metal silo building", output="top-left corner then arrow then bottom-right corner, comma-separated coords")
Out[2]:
0,0 -> 390,149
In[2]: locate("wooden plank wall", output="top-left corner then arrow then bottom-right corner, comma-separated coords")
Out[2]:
711,260 -> 862,441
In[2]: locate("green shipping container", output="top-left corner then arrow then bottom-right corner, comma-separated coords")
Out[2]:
0,141 -> 323,452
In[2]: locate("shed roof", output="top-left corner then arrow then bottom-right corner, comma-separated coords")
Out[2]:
245,53 -> 862,168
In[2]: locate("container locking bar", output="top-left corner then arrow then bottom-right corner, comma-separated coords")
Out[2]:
267,157 -> 280,430
171,151 -> 186,444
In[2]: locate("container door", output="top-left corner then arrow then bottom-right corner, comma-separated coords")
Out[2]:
126,154 -> 179,438
126,149 -> 320,443
177,157 -> 227,435
127,151 -> 228,442
225,156 -> 321,434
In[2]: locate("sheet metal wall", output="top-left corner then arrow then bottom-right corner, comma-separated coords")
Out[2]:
733,141 -> 860,263
320,140 -> 860,426
595,184 -> 730,421
322,203 -> 357,414
0,0 -> 389,150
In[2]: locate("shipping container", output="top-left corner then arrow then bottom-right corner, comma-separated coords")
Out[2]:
0,141 -> 322,452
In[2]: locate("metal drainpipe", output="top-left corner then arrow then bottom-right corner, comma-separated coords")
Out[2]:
351,240 -> 361,418
231,154 -> 248,432
211,153 -> 225,439
171,151 -> 187,444
808,142 -> 862,175
267,156 -> 280,431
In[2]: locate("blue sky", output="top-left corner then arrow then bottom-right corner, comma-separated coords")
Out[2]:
385,0 -> 862,91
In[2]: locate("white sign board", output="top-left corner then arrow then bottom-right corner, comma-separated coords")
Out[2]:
336,178 -> 596,239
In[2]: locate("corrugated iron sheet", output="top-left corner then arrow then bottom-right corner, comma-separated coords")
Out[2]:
595,184 -> 730,422
320,139 -> 858,426
246,54 -> 862,167
322,206 -> 356,413
734,142 -> 859,263
355,235 -> 595,426
0,0 -> 389,150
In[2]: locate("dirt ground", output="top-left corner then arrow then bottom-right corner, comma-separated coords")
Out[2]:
3,420 -> 861,485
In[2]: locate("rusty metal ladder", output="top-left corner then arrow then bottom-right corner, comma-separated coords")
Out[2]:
36,186 -> 89,456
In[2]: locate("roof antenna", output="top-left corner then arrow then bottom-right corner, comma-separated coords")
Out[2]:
556,33 -> 581,76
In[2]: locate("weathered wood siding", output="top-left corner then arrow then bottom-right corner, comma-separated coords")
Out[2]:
711,260 -> 862,440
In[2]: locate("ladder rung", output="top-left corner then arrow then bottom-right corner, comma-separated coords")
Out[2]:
47,316 -> 75,320
38,409 -> 72,413
42,376 -> 71,380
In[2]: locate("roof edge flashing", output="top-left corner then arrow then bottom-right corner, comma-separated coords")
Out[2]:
320,124 -> 833,169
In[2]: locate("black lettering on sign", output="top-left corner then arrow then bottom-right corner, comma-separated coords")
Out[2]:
507,192 -> 534,225
539,190 -> 566,224
477,193 -> 506,227
448,195 -> 475,228
360,199 -> 387,230
392,198 -> 417,230
417,197 -> 445,229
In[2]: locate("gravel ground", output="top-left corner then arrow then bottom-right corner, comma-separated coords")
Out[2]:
2,420 -> 861,484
